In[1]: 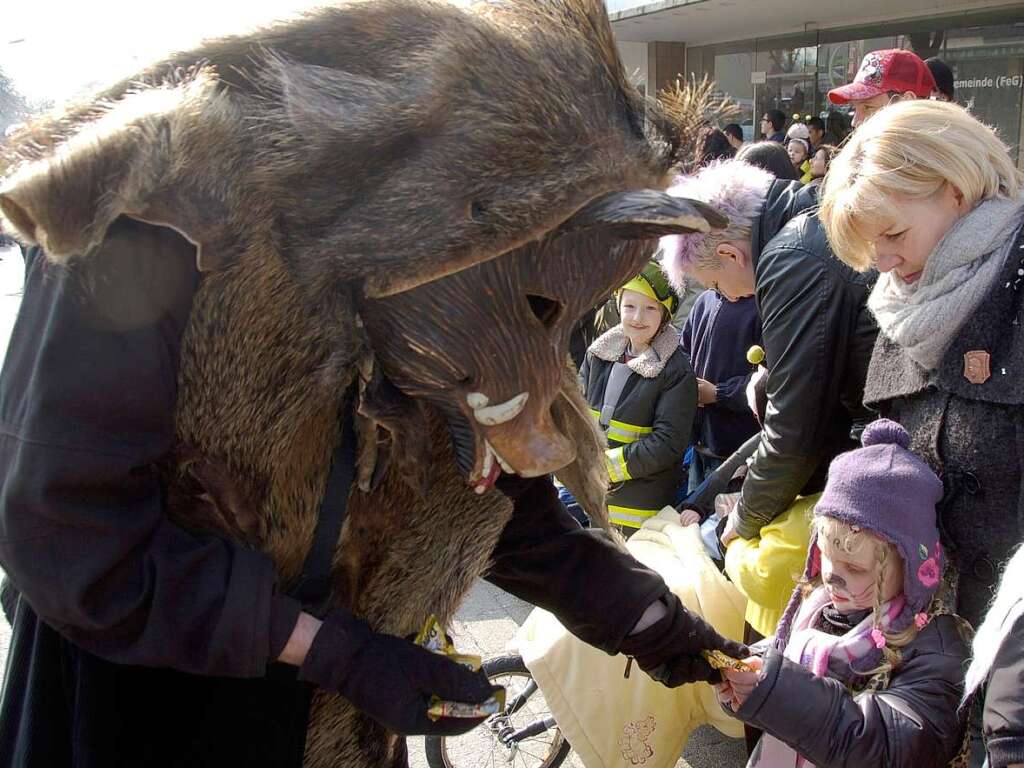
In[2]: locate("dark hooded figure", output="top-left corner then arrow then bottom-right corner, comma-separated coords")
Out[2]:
0,2 -> 744,767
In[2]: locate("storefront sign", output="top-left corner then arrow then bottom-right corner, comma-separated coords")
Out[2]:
954,74 -> 1023,89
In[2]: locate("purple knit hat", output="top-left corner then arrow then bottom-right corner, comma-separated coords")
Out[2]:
775,419 -> 945,648
658,160 -> 774,294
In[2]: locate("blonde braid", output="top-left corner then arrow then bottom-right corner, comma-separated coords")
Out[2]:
866,541 -> 919,676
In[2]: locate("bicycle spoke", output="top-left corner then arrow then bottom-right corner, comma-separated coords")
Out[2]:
434,661 -> 569,768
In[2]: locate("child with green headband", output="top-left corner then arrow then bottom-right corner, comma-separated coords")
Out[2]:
578,261 -> 697,536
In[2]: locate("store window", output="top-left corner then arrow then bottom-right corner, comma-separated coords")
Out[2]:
683,12 -> 1024,169
713,51 -> 754,139
944,23 -> 1024,165
753,41 -> 817,134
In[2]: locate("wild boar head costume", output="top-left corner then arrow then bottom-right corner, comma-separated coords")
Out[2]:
0,0 -> 723,764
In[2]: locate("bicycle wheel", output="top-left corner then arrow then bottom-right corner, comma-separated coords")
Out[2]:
423,654 -> 572,768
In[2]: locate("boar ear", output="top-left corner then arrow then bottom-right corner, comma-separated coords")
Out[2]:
560,189 -> 728,239
0,71 -> 242,271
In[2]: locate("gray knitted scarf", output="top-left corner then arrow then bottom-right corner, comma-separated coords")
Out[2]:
869,193 -> 1024,371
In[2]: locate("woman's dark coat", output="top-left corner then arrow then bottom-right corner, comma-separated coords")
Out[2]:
864,223 -> 1024,628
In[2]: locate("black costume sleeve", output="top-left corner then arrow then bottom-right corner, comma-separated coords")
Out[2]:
0,220 -> 301,678
485,474 -> 666,654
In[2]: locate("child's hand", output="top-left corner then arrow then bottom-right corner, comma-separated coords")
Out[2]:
719,657 -> 763,711
697,378 -> 717,406
678,509 -> 700,526
713,679 -> 735,709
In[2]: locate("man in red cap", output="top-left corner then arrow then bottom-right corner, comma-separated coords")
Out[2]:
828,49 -> 937,129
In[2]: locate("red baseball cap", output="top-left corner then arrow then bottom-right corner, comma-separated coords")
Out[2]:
828,49 -> 937,105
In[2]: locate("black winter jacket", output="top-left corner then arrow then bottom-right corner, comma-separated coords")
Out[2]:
735,614 -> 969,768
733,181 -> 877,539
864,222 -> 1024,627
580,324 -> 696,528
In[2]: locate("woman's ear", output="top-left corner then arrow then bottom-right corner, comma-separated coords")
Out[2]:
949,183 -> 972,213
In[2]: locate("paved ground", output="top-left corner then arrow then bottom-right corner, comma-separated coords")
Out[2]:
0,243 -> 745,767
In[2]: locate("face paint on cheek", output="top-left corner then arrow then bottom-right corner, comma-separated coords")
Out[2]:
824,571 -> 846,589
844,580 -> 877,606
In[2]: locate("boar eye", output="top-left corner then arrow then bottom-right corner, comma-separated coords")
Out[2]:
470,200 -> 490,220
526,294 -> 562,329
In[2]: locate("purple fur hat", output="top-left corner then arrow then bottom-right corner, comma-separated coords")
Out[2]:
774,419 -> 945,649
658,159 -> 774,294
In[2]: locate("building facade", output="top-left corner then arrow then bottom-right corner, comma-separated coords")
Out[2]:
611,0 -> 1024,166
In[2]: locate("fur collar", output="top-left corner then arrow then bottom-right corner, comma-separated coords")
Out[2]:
965,546 -> 1024,700
588,324 -> 680,378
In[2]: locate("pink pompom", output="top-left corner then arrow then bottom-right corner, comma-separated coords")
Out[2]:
914,613 -> 930,630
870,628 -> 886,649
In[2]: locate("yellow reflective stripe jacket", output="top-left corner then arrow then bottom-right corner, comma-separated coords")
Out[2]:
581,324 -> 696,516
604,447 -> 632,483
607,504 -> 661,529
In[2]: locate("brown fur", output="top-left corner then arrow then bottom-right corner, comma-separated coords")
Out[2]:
0,1 -> 721,764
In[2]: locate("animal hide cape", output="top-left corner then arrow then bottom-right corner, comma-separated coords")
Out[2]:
0,1 -> 725,765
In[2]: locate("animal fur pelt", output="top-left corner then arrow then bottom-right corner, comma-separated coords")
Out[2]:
659,74 -> 740,174
0,0 -> 723,764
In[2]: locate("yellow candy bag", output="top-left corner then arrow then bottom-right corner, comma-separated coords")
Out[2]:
416,616 -> 506,721
702,649 -> 754,673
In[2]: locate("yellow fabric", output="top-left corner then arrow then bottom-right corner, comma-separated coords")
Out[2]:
607,504 -> 659,529
516,510 -> 746,768
724,494 -> 818,637
799,159 -> 814,184
604,447 -> 632,483
590,408 -> 653,445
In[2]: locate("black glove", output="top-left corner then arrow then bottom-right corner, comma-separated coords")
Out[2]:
618,592 -> 749,686
298,608 -> 501,736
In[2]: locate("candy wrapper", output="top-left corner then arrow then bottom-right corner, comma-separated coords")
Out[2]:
702,649 -> 754,673
427,694 -> 505,721
416,616 -> 506,720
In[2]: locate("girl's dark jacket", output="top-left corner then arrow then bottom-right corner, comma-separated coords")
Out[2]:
579,324 -> 697,527
864,221 -> 1024,628
733,614 -> 969,768
0,220 -> 668,767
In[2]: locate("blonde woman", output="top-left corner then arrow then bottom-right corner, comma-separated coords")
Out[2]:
819,99 -> 1024,632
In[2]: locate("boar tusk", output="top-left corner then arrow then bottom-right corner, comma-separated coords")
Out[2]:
466,392 -> 490,410
472,392 -> 529,426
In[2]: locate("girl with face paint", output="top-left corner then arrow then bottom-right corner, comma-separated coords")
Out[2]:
711,420 -> 971,768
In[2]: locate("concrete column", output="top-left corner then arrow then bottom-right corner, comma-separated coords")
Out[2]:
647,41 -> 686,97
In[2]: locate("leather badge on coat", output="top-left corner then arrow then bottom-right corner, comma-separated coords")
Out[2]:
963,350 -> 992,384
